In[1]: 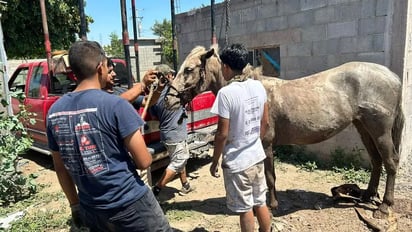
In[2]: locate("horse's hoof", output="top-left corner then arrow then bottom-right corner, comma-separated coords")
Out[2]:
373,204 -> 389,219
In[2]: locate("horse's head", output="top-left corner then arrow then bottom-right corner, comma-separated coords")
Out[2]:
165,45 -> 226,110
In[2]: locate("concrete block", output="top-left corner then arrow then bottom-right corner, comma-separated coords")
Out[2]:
303,55 -> 329,73
253,20 -> 267,33
338,53 -> 358,64
288,11 -> 314,28
285,69 -> 308,79
336,1 -> 362,21
281,56 -> 300,71
314,7 -> 338,24
287,42 -> 312,57
376,0 -> 389,16
301,25 -> 327,42
265,16 -> 288,31
359,16 -> 387,35
361,0 -> 377,18
358,52 -> 385,64
300,0 -> 327,11
237,6 -> 259,23
328,0 -> 359,5
327,21 -> 357,39
312,41 -> 328,55
339,36 -> 377,54
245,28 -> 302,48
327,55 -> 340,67
313,39 -> 340,55
274,0 -> 301,15
280,45 -> 288,57
372,34 -> 385,51
259,1 -> 282,17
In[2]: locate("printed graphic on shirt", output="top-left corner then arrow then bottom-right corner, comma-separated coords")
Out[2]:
48,108 -> 108,176
244,96 -> 261,137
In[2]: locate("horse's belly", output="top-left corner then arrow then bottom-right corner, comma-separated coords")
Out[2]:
274,120 -> 351,145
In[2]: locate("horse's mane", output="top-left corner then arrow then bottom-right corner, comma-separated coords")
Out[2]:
242,64 -> 262,80
178,46 -> 207,74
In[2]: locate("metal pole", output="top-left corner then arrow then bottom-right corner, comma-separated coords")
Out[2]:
211,0 -> 217,45
0,13 -> 12,116
170,0 -> 177,72
120,0 -> 133,89
39,0 -> 53,78
78,0 -> 87,41
131,0 -> 140,82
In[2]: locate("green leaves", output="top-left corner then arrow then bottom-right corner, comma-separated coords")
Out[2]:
151,19 -> 175,65
103,32 -> 124,58
0,83 -> 36,206
2,0 -> 84,59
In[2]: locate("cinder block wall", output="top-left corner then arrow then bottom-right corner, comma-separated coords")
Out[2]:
177,0 -> 393,78
400,0 -> 412,174
128,38 -> 162,81
176,0 -> 411,167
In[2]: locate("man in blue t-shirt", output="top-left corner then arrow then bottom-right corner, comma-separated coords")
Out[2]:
150,65 -> 195,197
46,41 -> 171,231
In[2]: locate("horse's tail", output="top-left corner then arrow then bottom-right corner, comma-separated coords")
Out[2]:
392,93 -> 404,154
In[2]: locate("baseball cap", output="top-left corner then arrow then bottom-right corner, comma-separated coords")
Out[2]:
155,64 -> 175,75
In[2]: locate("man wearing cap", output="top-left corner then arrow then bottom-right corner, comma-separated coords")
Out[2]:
150,64 -> 196,197
103,58 -> 162,109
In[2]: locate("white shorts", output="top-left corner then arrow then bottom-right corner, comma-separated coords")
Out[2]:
223,161 -> 268,213
164,141 -> 190,173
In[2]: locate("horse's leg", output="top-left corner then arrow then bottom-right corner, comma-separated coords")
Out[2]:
373,132 -> 399,218
263,141 -> 278,210
355,119 -> 399,218
353,120 -> 382,200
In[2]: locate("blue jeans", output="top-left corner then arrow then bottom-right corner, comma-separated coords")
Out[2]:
81,188 -> 171,232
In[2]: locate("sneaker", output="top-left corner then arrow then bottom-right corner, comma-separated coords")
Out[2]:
178,182 -> 195,196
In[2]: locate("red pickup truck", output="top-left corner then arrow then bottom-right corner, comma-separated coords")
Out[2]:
8,57 -> 217,175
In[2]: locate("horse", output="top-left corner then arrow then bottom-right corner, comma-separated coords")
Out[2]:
164,45 -> 404,218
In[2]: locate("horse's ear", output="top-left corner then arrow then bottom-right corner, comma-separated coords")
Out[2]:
202,48 -> 215,60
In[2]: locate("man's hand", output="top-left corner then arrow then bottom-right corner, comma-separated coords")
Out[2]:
210,161 -> 220,178
70,204 -> 84,228
142,70 -> 157,90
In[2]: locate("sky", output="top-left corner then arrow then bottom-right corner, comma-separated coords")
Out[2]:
85,0 -> 224,46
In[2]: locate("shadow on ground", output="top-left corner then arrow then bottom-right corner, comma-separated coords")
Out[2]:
20,149 -> 54,170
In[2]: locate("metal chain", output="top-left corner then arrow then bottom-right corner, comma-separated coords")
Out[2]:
225,0 -> 230,46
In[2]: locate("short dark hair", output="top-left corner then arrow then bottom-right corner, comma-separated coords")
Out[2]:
107,58 -> 115,68
219,43 -> 248,71
68,40 -> 106,80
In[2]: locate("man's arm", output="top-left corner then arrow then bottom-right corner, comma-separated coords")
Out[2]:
140,85 -> 165,107
260,102 -> 269,139
124,129 -> 152,170
51,151 -> 79,206
210,116 -> 229,177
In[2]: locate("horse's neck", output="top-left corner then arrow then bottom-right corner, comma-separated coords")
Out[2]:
209,70 -> 227,95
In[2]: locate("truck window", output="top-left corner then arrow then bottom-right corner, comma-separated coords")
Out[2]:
28,66 -> 43,98
9,68 -> 29,93
50,73 -> 77,95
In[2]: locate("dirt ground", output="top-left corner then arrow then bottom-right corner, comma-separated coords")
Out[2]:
19,150 -> 412,232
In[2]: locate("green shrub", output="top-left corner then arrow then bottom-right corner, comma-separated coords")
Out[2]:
329,147 -> 365,170
0,89 -> 37,205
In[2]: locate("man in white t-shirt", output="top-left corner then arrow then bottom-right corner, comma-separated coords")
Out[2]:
209,43 -> 271,232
